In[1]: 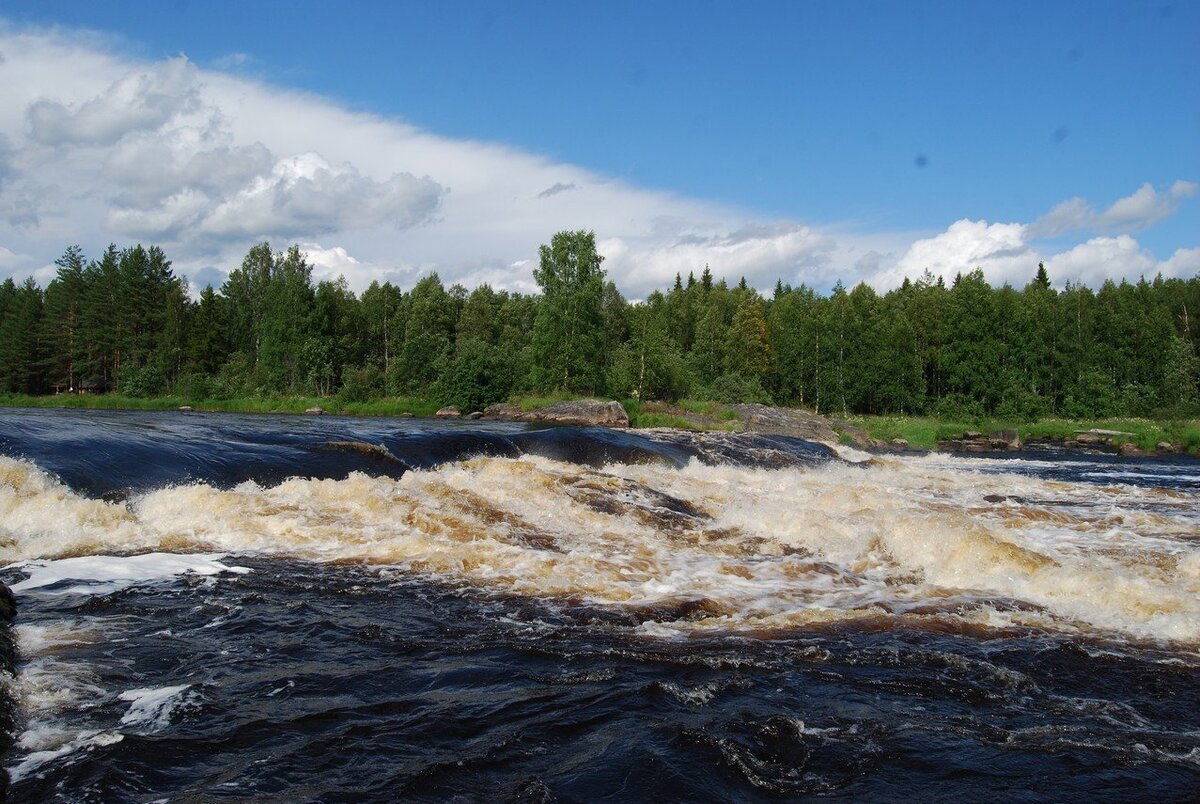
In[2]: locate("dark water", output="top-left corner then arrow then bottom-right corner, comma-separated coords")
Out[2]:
0,409 -> 1197,802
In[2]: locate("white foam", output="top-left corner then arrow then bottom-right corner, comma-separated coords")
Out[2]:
8,728 -> 123,783
7,552 -> 250,596
119,684 -> 192,730
1,453 -> 1197,645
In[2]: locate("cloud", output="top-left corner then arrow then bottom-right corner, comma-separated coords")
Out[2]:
1044,235 -> 1157,287
1029,180 -> 1198,238
0,23 -> 1194,302
879,222 -> 1198,292
26,56 -> 199,147
1158,247 -> 1200,279
199,153 -> 443,239
600,222 -> 836,295
877,219 -> 1037,288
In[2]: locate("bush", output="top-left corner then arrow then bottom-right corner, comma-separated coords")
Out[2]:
933,393 -> 985,421
121,364 -> 167,398
337,367 -> 381,404
700,373 -> 774,405
176,372 -> 213,400
434,339 -> 513,413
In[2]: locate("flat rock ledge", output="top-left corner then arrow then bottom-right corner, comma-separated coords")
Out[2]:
483,399 -> 630,428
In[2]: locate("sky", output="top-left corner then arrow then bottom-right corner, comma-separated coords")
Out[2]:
0,0 -> 1196,298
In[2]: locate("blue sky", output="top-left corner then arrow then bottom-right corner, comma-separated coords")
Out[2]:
0,1 -> 1196,295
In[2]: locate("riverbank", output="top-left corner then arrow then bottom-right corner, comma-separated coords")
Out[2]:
846,414 -> 1200,455
3,393 -> 1197,455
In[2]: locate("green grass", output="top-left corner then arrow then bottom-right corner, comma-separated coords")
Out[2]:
628,412 -> 703,430
847,414 -> 1200,453
0,393 -> 441,418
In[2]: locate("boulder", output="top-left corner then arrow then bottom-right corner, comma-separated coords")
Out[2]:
1118,442 -> 1148,457
531,399 -> 630,428
1156,441 -> 1176,453
890,438 -> 910,448
989,428 -> 1021,450
730,404 -> 843,442
467,411 -> 484,420
482,403 -> 524,420
305,405 -> 326,415
435,406 -> 461,418
178,405 -> 193,412
397,412 -> 414,418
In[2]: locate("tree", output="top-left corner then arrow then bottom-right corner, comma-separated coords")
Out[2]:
39,245 -> 87,390
530,230 -> 606,392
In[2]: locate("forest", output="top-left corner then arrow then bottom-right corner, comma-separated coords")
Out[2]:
1,230 -> 1197,419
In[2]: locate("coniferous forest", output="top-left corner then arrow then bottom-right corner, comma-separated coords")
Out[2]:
1,231 -> 1197,419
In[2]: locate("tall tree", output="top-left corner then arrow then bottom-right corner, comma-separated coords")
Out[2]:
530,230 -> 606,392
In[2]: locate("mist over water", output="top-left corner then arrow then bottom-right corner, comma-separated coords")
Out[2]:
1,409 -> 1198,801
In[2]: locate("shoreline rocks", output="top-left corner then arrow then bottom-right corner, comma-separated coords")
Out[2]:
938,428 -> 1022,452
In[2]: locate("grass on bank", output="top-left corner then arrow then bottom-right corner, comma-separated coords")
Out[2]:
0,393 -> 442,418
846,414 -> 1200,453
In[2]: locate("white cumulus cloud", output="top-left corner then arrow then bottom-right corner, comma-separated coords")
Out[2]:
1029,180 -> 1198,238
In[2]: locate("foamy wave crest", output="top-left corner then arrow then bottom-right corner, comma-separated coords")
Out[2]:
1,454 -> 1197,644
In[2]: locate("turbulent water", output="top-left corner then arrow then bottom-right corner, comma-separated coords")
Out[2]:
0,409 -> 1197,801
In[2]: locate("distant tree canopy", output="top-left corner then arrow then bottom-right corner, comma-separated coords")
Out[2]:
2,237 -> 1198,419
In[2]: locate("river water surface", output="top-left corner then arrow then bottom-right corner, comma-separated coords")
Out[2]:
0,409 -> 1197,801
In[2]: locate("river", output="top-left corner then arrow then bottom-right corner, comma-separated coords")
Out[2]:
1,408 -> 1197,801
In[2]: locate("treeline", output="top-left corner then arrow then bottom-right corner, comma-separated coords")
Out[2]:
1,231 -> 1198,418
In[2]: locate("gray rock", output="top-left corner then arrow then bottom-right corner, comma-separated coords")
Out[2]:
532,399 -> 630,428
481,399 -> 630,428
729,404 -> 842,443
467,411 -> 484,420
989,428 -> 1021,449
435,406 -> 461,418
305,405 -> 326,415
482,403 -> 524,420
178,405 -> 193,412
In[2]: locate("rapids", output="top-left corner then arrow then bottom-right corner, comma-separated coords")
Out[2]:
0,408 -> 1197,800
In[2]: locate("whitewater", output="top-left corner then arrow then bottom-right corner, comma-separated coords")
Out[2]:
0,408 -> 1197,800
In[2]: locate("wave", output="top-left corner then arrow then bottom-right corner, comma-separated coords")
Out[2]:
3,450 -> 1198,646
